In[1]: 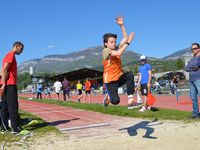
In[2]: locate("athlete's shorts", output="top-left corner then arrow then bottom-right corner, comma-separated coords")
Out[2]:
105,72 -> 135,105
78,89 -> 82,95
64,90 -> 70,95
85,90 -> 91,95
140,84 -> 148,96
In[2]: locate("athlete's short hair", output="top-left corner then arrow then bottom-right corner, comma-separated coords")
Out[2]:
13,41 -> 24,49
103,33 -> 117,47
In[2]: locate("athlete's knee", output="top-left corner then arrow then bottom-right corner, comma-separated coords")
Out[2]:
110,98 -> 120,105
127,72 -> 134,80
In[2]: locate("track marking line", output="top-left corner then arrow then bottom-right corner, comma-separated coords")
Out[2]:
59,123 -> 110,131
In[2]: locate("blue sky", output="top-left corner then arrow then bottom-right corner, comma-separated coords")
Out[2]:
0,0 -> 199,64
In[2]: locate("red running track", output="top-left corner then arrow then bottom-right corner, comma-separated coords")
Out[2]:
19,93 -> 193,112
18,93 -> 197,138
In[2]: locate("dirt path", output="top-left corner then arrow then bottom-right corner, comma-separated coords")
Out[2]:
8,119 -> 200,150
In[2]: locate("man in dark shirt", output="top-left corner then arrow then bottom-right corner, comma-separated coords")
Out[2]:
185,43 -> 200,118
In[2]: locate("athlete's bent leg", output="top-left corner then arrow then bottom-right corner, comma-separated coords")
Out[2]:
106,82 -> 120,105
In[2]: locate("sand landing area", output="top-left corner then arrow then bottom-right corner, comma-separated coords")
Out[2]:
8,118 -> 200,150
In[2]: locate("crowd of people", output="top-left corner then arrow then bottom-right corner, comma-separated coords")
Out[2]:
0,16 -> 199,135
32,77 -> 94,103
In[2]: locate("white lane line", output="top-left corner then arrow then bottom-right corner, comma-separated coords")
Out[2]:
59,123 -> 110,131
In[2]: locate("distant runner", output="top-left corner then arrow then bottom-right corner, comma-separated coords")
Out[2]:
76,80 -> 83,102
83,78 -> 92,103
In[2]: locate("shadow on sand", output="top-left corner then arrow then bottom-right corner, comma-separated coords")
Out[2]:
50,118 -> 80,126
20,118 -> 80,130
119,120 -> 162,139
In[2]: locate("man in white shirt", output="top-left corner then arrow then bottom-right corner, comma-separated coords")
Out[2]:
54,79 -> 62,100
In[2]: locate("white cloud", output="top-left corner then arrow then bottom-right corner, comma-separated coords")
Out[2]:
47,45 -> 55,49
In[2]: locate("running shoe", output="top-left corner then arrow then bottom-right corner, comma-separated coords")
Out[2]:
147,106 -> 151,110
11,127 -> 30,135
128,102 -> 143,109
27,120 -> 39,126
19,129 -> 30,135
0,127 -> 10,134
0,126 -> 11,134
0,129 -> 7,134
103,94 -> 110,108
139,106 -> 147,112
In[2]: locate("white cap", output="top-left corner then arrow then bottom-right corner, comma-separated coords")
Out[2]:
140,55 -> 146,60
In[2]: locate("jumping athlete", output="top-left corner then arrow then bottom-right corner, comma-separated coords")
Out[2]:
102,16 -> 136,109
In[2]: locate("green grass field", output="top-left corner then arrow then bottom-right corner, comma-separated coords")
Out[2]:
20,97 -> 194,121
0,109 -> 62,148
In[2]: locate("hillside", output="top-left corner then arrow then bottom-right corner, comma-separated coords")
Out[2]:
162,47 -> 191,59
18,46 -> 142,73
18,46 -> 191,74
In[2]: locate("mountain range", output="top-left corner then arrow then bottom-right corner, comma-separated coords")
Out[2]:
18,46 -> 192,74
162,47 -> 191,59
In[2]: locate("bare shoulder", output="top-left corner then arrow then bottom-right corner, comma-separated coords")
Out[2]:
102,48 -> 112,60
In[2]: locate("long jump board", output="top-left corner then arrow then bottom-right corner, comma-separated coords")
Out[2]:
59,123 -> 110,131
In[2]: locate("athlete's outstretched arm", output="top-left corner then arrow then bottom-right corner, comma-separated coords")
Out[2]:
111,32 -> 135,57
115,16 -> 128,47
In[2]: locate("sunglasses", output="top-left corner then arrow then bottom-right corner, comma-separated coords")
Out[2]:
191,47 -> 199,51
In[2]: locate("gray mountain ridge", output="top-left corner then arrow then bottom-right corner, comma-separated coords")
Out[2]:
18,46 -> 191,74
162,47 -> 191,59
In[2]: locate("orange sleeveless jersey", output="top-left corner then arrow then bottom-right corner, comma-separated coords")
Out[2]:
102,49 -> 123,83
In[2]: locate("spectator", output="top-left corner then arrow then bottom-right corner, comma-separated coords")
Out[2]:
137,55 -> 152,112
47,86 -> 51,98
170,75 -> 179,94
31,86 -> 36,95
154,79 -> 162,94
62,77 -> 71,102
36,83 -> 42,99
44,86 -> 51,98
54,79 -> 62,100
184,43 -> 200,118
0,41 -> 25,134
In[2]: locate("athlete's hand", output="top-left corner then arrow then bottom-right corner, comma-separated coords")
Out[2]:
192,68 -> 199,71
0,86 -> 5,97
115,16 -> 124,26
147,83 -> 151,90
127,32 -> 135,44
